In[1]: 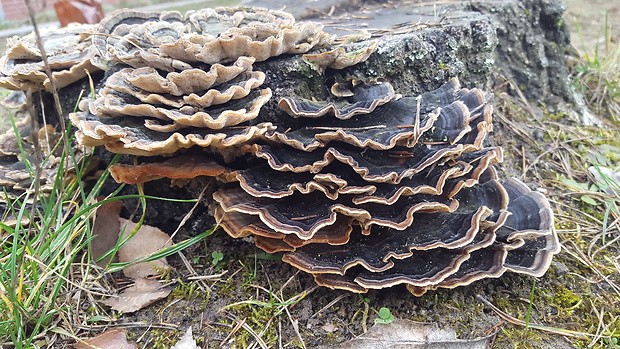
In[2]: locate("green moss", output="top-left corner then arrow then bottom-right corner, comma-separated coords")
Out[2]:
495,327 -> 545,349
324,330 -> 340,342
222,303 -> 280,347
129,329 -> 179,349
216,277 -> 236,295
171,280 -> 201,300
544,109 -> 569,122
294,60 -> 319,80
552,286 -> 582,309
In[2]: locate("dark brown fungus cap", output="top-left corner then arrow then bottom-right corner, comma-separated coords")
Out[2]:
264,79 -> 490,151
101,68 -> 265,109
0,99 -> 69,194
120,56 -> 256,95
70,35 -> 274,157
89,87 -> 272,130
210,77 -> 556,295
498,178 -> 559,275
330,81 -> 356,98
250,142 -> 484,184
281,206 -> 502,274
179,21 -> 331,64
215,207 -> 355,252
69,110 -> 275,158
407,179 -> 558,296
92,9 -> 188,70
234,147 -> 502,204
291,175 -> 556,294
85,54 -> 270,131
213,185 -> 463,240
0,94 -> 31,157
310,228 -> 498,293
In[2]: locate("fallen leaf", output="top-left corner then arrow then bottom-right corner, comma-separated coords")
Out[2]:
589,165 -> 620,196
102,278 -> 171,313
90,199 -> 124,267
322,323 -> 338,332
330,319 -> 492,349
171,326 -> 200,349
70,328 -> 137,349
118,218 -> 172,279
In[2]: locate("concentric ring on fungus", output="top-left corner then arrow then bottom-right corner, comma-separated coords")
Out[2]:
209,76 -> 556,295
54,7 -> 560,296
277,79 -> 399,120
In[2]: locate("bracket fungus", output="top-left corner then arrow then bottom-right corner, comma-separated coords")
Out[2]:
278,79 -> 399,120
0,23 -> 100,92
211,78 -> 558,295
91,7 -> 332,69
0,6 -> 559,296
69,7 -> 337,157
0,92 -> 66,194
302,40 -> 379,73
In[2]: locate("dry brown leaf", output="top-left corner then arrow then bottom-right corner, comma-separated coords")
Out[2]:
102,278 -> 171,313
171,326 -> 200,349
117,217 -> 172,279
321,323 -> 338,333
331,319 -> 492,349
90,199 -> 124,267
70,328 -> 137,349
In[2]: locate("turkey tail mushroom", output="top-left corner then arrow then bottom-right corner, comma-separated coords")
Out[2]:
33,7 -> 559,296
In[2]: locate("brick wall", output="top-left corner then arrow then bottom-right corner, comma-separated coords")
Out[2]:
1,0 -> 121,21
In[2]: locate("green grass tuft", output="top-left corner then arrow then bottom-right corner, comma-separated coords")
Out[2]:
572,12 -> 620,122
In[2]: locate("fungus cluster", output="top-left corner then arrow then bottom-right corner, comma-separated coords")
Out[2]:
0,23 -> 100,92
1,7 -> 559,295
213,78 -> 558,294
0,91 -> 65,193
71,7 -> 333,158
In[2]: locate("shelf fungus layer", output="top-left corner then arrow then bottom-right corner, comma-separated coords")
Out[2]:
56,6 -> 559,295
0,92 -> 74,195
0,23 -> 100,92
264,79 -> 492,152
211,78 -> 558,295
70,110 -> 275,157
92,7 -> 332,69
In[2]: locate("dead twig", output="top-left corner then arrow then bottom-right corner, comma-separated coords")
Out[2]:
476,295 -> 591,340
